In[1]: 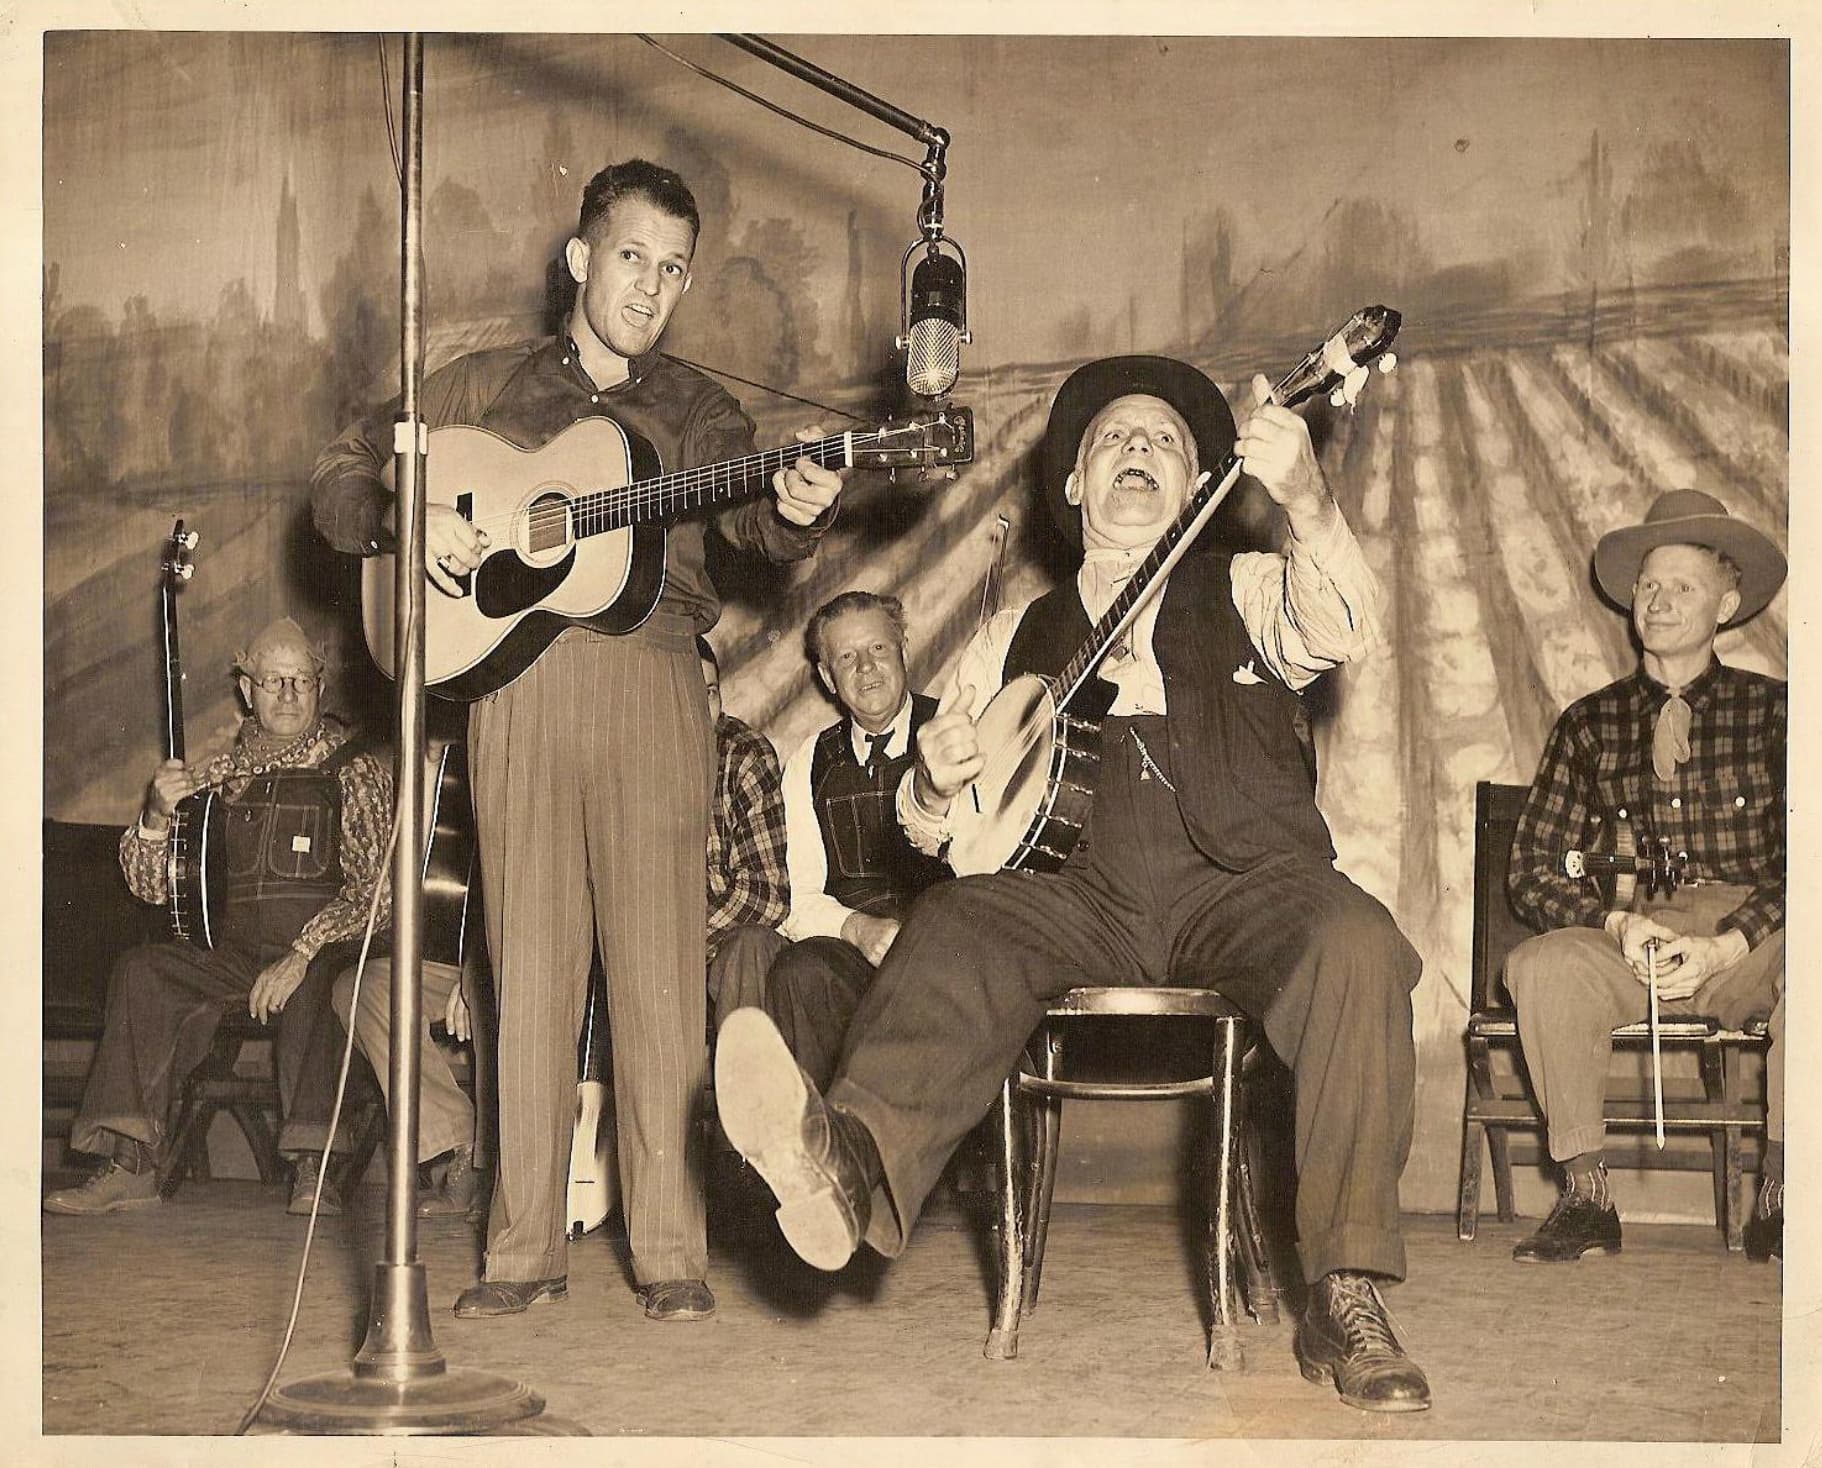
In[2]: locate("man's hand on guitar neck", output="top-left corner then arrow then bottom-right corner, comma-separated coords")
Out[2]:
911,681 -> 982,819
770,424 -> 848,527
383,501 -> 491,599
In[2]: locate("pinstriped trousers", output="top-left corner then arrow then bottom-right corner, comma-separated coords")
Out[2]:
468,622 -> 713,1285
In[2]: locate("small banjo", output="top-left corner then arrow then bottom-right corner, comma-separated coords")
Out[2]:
945,306 -> 1402,876
159,520 -> 227,948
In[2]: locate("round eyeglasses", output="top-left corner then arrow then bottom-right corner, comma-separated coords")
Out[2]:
248,673 -> 320,695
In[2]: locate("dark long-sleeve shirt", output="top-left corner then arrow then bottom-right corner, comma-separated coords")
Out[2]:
310,338 -> 827,635
1507,660 -> 1785,948
707,713 -> 790,949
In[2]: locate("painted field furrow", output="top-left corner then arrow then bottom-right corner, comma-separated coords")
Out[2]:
1603,337 -> 1787,520
1674,332 -> 1788,424
1456,359 -> 1613,736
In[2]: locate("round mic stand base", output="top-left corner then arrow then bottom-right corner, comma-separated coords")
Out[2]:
257,1262 -> 564,1436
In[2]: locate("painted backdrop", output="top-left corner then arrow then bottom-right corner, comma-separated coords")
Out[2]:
42,33 -> 1789,1210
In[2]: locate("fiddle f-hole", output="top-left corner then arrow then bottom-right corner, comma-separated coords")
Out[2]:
516,488 -> 576,566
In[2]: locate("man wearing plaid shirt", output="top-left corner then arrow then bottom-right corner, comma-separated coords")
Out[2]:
701,637 -> 792,1029
1505,489 -> 1786,1263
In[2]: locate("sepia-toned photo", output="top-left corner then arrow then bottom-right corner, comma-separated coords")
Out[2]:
20,8 -> 1814,1465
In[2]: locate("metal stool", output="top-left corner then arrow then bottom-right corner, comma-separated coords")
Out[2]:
985,986 -> 1279,1368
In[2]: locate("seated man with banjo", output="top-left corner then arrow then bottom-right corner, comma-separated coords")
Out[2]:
717,323 -> 1438,1413
46,616 -> 394,1218
1503,490 -> 1787,1263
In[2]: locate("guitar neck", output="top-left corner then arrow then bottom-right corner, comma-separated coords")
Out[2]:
568,432 -> 855,539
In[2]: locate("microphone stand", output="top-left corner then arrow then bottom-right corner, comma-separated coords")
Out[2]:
259,34 -> 548,1434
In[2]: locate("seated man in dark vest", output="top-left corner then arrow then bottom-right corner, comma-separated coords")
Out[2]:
717,357 -> 1430,1413
45,616 -> 394,1218
763,591 -> 950,1089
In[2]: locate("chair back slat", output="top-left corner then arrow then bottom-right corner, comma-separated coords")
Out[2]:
1471,782 -> 1535,1015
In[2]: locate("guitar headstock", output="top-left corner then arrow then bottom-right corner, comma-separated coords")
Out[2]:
854,406 -> 975,473
162,518 -> 199,587
1273,305 -> 1402,412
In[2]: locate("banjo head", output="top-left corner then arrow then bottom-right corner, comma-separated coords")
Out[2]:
945,674 -> 1059,876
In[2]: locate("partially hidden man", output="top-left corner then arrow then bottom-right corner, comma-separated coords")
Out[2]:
312,159 -> 845,1323
46,617 -> 390,1218
717,355 -> 1433,1413
1505,490 -> 1786,1263
764,590 -> 951,1090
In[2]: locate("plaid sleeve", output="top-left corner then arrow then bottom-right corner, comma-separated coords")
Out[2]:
707,728 -> 791,943
1508,704 -> 1607,933
1718,680 -> 1785,948
292,753 -> 396,959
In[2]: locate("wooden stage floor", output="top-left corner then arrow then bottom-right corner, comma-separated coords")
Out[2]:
39,1167 -> 1783,1446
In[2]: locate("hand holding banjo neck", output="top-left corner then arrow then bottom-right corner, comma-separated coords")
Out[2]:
945,305 -> 1401,878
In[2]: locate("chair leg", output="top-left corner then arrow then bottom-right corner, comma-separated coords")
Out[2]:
1696,1037 -> 1737,1248
985,1077 -> 1028,1361
1020,1030 -> 1064,1316
1458,1111 -> 1485,1241
1234,1126 -> 1279,1325
1466,1034 -> 1517,1223
228,1103 -> 283,1184
1205,1015 -> 1244,1372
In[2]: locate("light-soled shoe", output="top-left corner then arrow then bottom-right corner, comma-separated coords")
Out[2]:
418,1143 -> 481,1218
44,1161 -> 161,1216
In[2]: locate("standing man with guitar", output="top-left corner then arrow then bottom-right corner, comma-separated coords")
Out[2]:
717,352 -> 1433,1413
312,159 -> 846,1322
1504,491 -> 1787,1262
45,617 -> 392,1218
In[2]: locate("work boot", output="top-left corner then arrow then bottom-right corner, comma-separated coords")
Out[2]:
1512,1190 -> 1622,1263
715,1007 -> 878,1271
44,1161 -> 161,1216
287,1153 -> 343,1217
1744,1176 -> 1783,1262
418,1143 -> 480,1218
1295,1271 -> 1432,1413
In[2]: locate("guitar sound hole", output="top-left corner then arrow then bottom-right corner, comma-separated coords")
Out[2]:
526,491 -> 573,555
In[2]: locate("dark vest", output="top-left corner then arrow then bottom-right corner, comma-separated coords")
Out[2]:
217,747 -> 355,951
1004,554 -> 1334,871
808,694 -> 950,919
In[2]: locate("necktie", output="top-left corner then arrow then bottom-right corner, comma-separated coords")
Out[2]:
866,731 -> 893,773
1651,691 -> 1692,783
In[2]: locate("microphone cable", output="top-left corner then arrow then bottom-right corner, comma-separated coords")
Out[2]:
231,771 -> 403,1435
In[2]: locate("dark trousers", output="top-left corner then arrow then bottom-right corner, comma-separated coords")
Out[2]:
824,716 -> 1422,1285
707,923 -> 788,1032
765,936 -> 876,1092
71,938 -> 344,1162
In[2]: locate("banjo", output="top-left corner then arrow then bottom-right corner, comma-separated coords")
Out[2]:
944,306 -> 1402,876
159,520 -> 227,948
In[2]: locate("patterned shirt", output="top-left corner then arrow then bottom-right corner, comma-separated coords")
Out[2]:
120,717 -> 396,959
1507,660 -> 1785,948
706,713 -> 789,951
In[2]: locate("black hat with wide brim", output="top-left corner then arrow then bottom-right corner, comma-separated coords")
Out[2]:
1593,489 -> 1786,626
1038,355 -> 1238,546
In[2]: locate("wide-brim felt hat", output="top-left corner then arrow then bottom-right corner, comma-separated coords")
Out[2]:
1593,489 -> 1786,626
1038,355 -> 1238,545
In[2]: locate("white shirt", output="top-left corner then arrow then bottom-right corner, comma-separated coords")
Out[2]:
781,695 -> 918,942
896,507 -> 1381,856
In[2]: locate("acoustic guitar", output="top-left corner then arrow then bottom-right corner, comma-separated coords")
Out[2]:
362,408 -> 975,700
944,306 -> 1402,876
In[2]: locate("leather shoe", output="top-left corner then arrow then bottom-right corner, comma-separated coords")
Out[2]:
1743,1206 -> 1782,1262
1295,1271 -> 1432,1413
418,1143 -> 481,1218
638,1278 -> 717,1321
452,1277 -> 567,1318
1512,1191 -> 1621,1263
287,1154 -> 343,1217
714,1007 -> 873,1271
44,1161 -> 161,1216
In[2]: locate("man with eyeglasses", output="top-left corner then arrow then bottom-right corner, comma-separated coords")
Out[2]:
45,616 -> 394,1218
